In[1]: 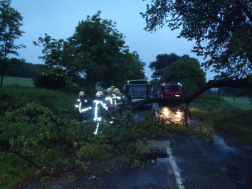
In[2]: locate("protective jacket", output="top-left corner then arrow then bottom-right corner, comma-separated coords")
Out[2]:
112,92 -> 124,107
93,96 -> 108,122
75,96 -> 92,121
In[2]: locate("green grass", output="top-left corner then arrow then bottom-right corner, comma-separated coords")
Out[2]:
190,93 -> 252,143
221,96 -> 252,110
2,76 -> 34,87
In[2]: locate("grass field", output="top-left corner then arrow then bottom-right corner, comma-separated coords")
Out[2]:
2,76 -> 34,87
221,96 -> 252,110
190,94 -> 252,143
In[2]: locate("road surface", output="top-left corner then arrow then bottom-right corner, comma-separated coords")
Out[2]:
19,103 -> 252,189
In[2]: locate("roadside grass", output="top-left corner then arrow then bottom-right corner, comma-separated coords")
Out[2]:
221,96 -> 252,110
190,93 -> 252,143
0,85 -> 78,117
2,76 -> 34,87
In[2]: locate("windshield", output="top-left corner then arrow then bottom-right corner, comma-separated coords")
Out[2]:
129,85 -> 148,98
165,84 -> 180,91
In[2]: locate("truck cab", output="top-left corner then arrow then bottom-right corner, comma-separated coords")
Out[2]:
123,79 -> 153,109
160,82 -> 182,98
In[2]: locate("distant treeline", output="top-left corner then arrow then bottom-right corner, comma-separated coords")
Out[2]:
4,58 -> 42,78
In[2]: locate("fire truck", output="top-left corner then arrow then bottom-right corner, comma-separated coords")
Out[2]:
123,79 -> 153,109
159,82 -> 182,98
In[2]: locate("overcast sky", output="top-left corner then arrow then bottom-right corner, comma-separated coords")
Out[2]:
11,0 -> 216,81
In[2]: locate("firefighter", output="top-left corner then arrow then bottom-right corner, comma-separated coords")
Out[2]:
93,91 -> 108,121
75,91 -> 92,121
93,91 -> 110,134
105,88 -> 114,109
113,88 -> 124,107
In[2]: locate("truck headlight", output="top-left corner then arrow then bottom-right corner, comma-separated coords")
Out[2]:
175,95 -> 180,97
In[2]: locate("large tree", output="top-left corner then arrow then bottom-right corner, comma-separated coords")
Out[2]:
34,11 -> 145,92
141,0 -> 252,79
0,0 -> 25,87
149,53 -> 180,79
161,55 -> 206,95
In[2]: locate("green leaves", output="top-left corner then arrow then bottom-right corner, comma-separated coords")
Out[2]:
142,0 -> 252,79
33,11 -> 145,91
161,55 -> 206,95
0,0 -> 26,87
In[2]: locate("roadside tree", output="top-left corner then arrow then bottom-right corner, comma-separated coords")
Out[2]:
149,53 -> 180,79
34,11 -> 145,93
141,0 -> 252,79
0,0 -> 25,87
161,55 -> 206,95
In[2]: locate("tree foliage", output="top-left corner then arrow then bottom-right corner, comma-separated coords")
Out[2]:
141,0 -> 252,79
149,53 -> 180,78
3,58 -> 41,78
161,55 -> 206,95
33,11 -> 145,92
0,0 -> 25,87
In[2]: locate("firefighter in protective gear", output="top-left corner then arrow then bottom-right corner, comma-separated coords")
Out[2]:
93,91 -> 108,122
107,87 -> 112,94
105,87 -> 114,109
75,91 -> 92,121
93,91 -> 111,134
113,88 -> 124,107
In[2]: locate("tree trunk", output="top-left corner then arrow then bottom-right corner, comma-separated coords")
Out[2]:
132,78 -> 252,112
184,103 -> 189,126
0,74 -> 3,88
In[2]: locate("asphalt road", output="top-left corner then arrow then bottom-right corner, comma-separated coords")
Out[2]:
19,103 -> 252,189
122,103 -> 252,189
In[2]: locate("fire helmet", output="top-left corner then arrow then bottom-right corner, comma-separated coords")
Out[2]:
79,91 -> 85,97
114,88 -> 120,94
107,88 -> 112,92
96,91 -> 104,97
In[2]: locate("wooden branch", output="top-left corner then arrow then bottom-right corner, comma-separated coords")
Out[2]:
235,0 -> 252,23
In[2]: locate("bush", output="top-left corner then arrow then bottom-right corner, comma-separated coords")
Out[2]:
33,66 -> 73,90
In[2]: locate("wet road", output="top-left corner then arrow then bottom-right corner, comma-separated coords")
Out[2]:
19,104 -> 252,189
130,103 -> 252,189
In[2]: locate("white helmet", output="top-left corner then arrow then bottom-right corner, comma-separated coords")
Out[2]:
114,88 -> 120,93
107,88 -> 112,92
96,91 -> 104,97
79,91 -> 85,96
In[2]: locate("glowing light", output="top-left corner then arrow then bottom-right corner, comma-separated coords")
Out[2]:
85,100 -> 87,102
110,121 -> 113,124
105,97 -> 113,105
176,111 -> 182,119
175,95 -> 180,97
77,99 -> 80,102
75,105 -> 78,107
79,102 -> 81,112
94,123 -> 99,135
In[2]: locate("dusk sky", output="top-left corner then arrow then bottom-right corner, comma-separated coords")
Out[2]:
11,0 -> 216,81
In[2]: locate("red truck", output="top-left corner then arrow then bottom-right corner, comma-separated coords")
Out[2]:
159,82 -> 182,98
